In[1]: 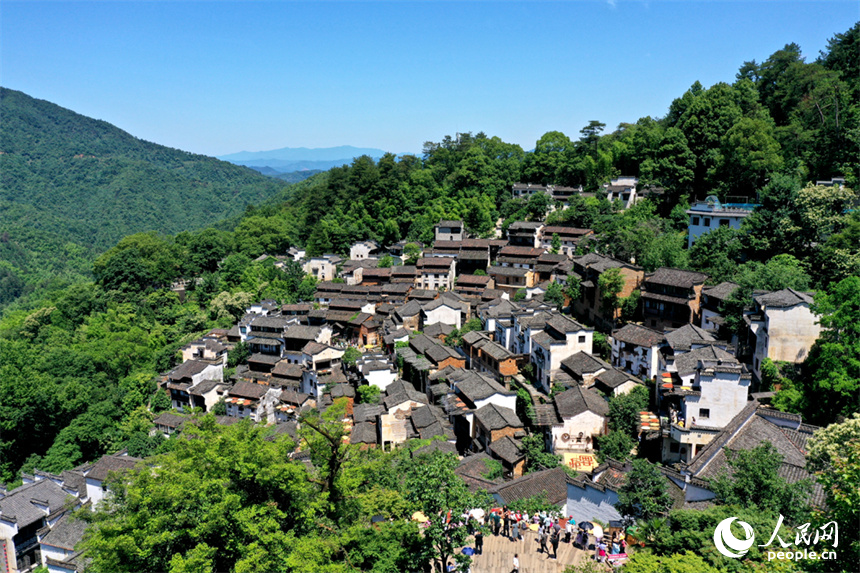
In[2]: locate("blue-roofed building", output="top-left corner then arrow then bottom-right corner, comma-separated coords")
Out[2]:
686,196 -> 759,247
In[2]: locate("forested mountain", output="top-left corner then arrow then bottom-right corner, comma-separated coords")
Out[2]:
0,87 -> 290,307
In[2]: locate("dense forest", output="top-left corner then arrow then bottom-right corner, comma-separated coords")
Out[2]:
0,88 -> 292,308
0,24 -> 858,572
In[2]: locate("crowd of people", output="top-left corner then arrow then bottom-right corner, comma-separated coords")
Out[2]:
448,506 -> 629,571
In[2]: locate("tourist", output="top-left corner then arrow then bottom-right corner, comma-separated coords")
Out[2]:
550,529 -> 560,559
512,515 -> 520,542
503,507 -> 511,538
564,518 -> 573,543
511,554 -> 520,573
475,529 -> 484,555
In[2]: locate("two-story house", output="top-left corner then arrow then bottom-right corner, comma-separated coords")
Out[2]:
570,253 -> 644,329
530,315 -> 593,393
641,267 -> 709,331
416,257 -> 456,291
748,289 -> 821,380
686,197 -> 756,248
610,323 -> 665,381
435,219 -> 465,242
507,222 -> 544,248
539,226 -> 594,257
462,331 -> 519,384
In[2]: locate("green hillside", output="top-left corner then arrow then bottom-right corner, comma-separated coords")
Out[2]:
0,87 -> 289,307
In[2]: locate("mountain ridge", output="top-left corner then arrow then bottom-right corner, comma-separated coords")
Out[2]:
0,87 -> 291,308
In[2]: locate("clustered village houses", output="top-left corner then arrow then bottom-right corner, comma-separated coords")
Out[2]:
3,177 -> 844,573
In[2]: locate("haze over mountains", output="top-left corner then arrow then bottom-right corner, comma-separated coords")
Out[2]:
218,145 -> 400,173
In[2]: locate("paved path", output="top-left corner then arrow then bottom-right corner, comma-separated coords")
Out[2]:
465,530 -> 591,573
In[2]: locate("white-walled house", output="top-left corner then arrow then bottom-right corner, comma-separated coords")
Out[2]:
0,478 -> 83,573
661,346 -> 751,464
350,240 -> 379,261
38,511 -> 86,571
361,360 -> 399,393
421,298 -> 462,329
610,323 -> 664,382
84,454 -> 141,507
530,315 -> 593,393
749,289 -> 821,380
548,386 -> 608,457
604,176 -> 639,209
303,257 -> 337,281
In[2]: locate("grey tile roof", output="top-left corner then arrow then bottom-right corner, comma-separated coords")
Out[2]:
489,266 -> 529,277
329,384 -> 356,398
664,323 -> 719,351
554,385 -> 609,419
39,511 -> 86,550
302,341 -> 329,355
352,403 -> 384,423
687,405 -> 824,506
250,315 -> 292,329
474,403 -> 523,431
489,466 -> 568,506
397,300 -> 423,318
384,379 -> 415,396
702,281 -> 740,302
456,374 -> 514,404
754,288 -> 815,309
546,314 -> 588,334
408,405 -> 442,429
283,325 -> 322,340
593,368 -> 641,391
272,361 -> 305,378
229,381 -> 269,400
612,323 -> 664,347
489,435 -> 525,465
673,345 -> 737,376
455,452 -> 504,491
85,454 -> 142,482
418,421 -> 456,441
645,267 -> 709,289
153,412 -> 185,428
561,351 -> 610,378
437,219 -> 463,228
424,322 -> 455,338
350,422 -> 378,444
0,479 -> 74,528
168,360 -> 210,380
424,343 -> 462,365
384,389 -> 428,410
414,441 -> 458,456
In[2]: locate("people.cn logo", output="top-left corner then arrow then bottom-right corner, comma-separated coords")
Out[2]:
714,517 -> 756,558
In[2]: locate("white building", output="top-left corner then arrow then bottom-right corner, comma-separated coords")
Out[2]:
604,176 -> 639,209
686,196 -> 757,248
530,314 -> 593,393
303,256 -> 337,281
349,240 -> 379,261
610,323 -> 664,382
548,385 -> 608,459
661,346 -> 751,464
749,288 -> 821,379
421,297 -> 463,329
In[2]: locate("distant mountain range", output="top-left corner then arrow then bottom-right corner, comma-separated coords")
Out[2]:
218,145 -> 401,173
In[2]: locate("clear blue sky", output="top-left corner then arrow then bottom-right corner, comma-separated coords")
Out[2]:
2,1 -> 857,157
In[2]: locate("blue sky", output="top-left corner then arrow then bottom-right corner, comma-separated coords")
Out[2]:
2,1 -> 857,157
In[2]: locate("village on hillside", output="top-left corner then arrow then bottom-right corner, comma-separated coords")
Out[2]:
3,177 -> 848,573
